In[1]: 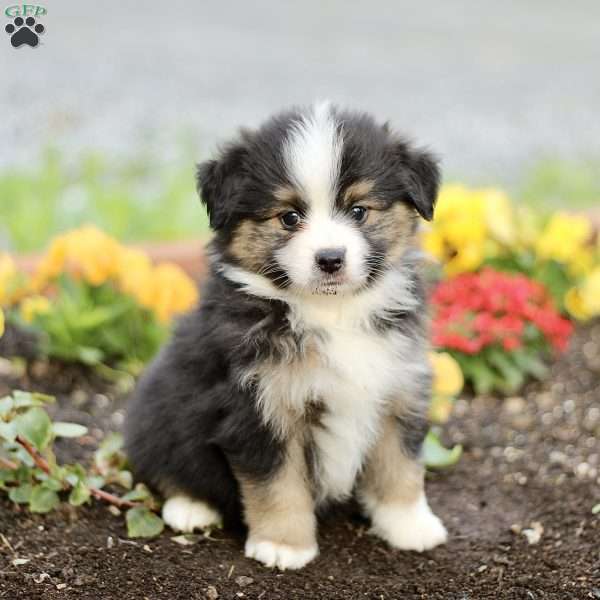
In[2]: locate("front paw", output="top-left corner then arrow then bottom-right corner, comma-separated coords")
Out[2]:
245,538 -> 318,570
162,495 -> 222,533
370,494 -> 447,552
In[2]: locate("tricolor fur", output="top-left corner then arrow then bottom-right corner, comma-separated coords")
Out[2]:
125,103 -> 447,570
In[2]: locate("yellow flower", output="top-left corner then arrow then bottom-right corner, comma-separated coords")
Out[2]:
482,188 -> 516,246
134,262 -> 198,323
535,213 -> 593,275
565,267 -> 600,320
31,226 -> 198,324
0,253 -> 24,306
116,248 -> 153,298
422,184 -> 515,276
33,225 -> 124,290
429,351 -> 464,397
0,307 -> 4,338
20,295 -> 51,323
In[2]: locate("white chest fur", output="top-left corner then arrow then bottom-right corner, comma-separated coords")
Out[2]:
228,265 -> 428,504
306,325 -> 401,502
254,297 -> 419,504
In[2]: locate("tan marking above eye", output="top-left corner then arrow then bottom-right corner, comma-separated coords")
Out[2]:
273,185 -> 302,204
343,179 -> 375,204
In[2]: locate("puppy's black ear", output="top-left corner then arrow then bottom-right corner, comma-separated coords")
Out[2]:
388,139 -> 440,221
196,142 -> 248,230
405,148 -> 440,221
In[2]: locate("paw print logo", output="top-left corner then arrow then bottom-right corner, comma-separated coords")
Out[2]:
5,16 -> 45,48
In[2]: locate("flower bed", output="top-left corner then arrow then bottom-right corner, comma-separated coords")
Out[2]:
0,185 -> 599,542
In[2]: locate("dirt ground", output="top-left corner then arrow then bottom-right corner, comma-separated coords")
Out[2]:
0,324 -> 598,600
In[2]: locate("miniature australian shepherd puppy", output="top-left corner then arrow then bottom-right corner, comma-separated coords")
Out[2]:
125,102 -> 447,570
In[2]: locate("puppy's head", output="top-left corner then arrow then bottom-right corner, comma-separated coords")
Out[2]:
198,103 -> 439,296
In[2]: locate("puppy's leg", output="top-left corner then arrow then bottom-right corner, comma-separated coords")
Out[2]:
358,415 -> 447,552
162,495 -> 222,533
239,437 -> 318,570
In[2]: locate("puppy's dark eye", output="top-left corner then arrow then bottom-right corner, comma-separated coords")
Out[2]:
350,206 -> 368,224
280,211 -> 301,229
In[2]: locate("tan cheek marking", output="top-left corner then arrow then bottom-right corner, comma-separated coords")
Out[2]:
230,219 -> 286,272
237,434 -> 316,548
367,203 -> 417,261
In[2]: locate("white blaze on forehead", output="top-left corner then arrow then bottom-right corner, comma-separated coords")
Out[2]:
284,102 -> 343,214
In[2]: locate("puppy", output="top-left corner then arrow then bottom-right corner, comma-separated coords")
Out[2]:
124,103 -> 447,570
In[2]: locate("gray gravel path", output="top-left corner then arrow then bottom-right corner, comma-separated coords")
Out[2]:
2,1 -> 599,182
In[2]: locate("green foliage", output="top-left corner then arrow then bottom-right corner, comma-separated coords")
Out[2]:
450,337 -> 550,396
0,390 -> 164,536
519,157 -> 600,211
423,429 -> 462,469
17,277 -> 166,371
126,506 -> 165,538
0,148 -> 210,253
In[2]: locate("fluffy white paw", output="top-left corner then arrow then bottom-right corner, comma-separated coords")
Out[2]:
245,538 -> 318,570
162,495 -> 222,533
370,494 -> 447,552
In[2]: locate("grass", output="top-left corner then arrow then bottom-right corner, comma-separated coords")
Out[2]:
518,158 -> 600,211
0,148 -> 210,253
0,150 -> 598,253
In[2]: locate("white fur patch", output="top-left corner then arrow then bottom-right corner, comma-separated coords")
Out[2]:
162,495 -> 222,533
368,493 -> 447,552
245,538 -> 319,570
284,101 -> 342,214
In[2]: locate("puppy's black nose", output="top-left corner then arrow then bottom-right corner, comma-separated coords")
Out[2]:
315,248 -> 346,274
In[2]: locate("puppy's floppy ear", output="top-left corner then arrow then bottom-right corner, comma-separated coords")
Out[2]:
405,148 -> 440,221
388,139 -> 440,221
196,141 -> 248,230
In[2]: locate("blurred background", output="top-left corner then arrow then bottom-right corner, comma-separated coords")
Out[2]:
1,0 -> 599,252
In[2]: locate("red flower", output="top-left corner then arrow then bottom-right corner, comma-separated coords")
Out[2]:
431,268 -> 572,356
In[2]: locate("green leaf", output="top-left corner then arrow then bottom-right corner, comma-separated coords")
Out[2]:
114,470 -> 133,490
0,396 -> 15,416
592,503 -> 600,515
38,476 -> 64,491
15,407 -> 53,451
94,432 -> 125,472
29,485 -> 60,513
69,482 -> 91,506
97,432 -> 124,457
86,475 -> 105,489
423,429 -> 462,469
9,483 -> 33,504
29,392 -> 55,405
63,463 -> 87,487
512,350 -> 548,380
0,468 -> 18,484
53,422 -> 88,438
76,346 -> 104,365
462,358 -> 497,395
126,506 -> 164,538
0,421 -> 17,443
487,349 -> 525,393
122,483 -> 152,502
13,391 -> 54,409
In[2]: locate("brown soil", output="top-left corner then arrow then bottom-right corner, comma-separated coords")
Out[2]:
0,324 -> 598,600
